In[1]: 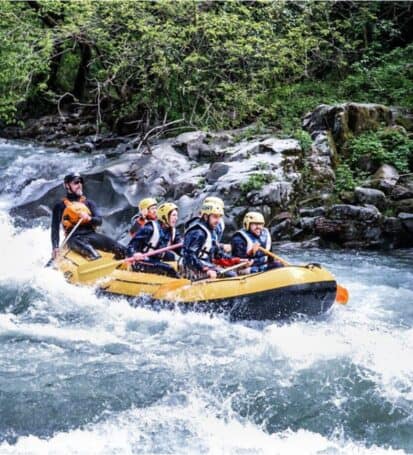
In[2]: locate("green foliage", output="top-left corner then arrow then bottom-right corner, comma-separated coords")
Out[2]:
341,45 -> 413,109
233,122 -> 267,142
335,163 -> 357,192
240,172 -> 273,194
0,1 -> 412,131
334,127 -> 413,194
256,161 -> 270,171
264,44 -> 413,131
347,128 -> 413,173
0,3 -> 52,122
294,130 -> 313,153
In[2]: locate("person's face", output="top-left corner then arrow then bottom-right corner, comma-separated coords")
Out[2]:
208,213 -> 221,229
147,205 -> 157,219
168,209 -> 178,227
249,222 -> 264,236
66,179 -> 83,196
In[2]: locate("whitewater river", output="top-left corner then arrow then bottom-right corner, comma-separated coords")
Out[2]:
0,139 -> 412,454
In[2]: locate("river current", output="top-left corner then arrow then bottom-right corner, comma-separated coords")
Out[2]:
0,140 -> 412,454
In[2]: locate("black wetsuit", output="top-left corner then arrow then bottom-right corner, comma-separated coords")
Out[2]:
51,193 -> 126,260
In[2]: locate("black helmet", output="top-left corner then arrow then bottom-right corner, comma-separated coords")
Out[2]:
64,172 -> 84,184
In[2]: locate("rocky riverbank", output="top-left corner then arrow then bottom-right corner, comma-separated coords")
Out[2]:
2,102 -> 413,249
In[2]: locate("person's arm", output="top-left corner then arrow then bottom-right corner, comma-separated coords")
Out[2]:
86,200 -> 102,227
127,224 -> 154,256
51,202 -> 63,251
129,214 -> 143,237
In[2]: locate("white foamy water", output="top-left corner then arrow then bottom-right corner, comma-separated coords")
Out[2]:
0,395 -> 407,455
0,141 -> 412,453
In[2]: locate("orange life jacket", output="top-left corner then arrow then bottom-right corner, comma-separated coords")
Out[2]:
61,197 -> 92,232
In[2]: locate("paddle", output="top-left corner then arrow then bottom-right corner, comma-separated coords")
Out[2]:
152,261 -> 250,299
257,246 -> 289,266
257,246 -> 349,305
77,242 -> 183,282
45,219 -> 83,267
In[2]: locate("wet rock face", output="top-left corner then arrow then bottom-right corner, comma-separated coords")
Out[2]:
10,132 -> 304,241
5,102 -> 412,250
303,103 -> 393,145
313,204 -> 384,248
368,164 -> 400,194
354,187 -> 386,210
398,212 -> 413,235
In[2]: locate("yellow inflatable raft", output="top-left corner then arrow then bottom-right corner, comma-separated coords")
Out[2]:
56,250 -> 338,321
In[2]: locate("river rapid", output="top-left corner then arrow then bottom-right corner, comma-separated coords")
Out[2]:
0,139 -> 412,454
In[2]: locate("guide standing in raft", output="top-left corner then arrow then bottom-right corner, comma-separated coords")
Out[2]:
51,173 -> 126,260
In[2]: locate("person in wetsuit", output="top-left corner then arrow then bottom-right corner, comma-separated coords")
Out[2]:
129,197 -> 157,238
51,172 -> 126,260
127,202 -> 181,277
182,201 -> 248,280
231,211 -> 283,274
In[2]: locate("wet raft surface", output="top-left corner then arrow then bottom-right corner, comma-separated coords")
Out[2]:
58,249 -> 337,321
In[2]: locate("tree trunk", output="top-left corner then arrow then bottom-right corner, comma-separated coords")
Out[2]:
73,42 -> 92,100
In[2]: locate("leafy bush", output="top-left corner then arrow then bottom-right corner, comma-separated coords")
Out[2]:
334,163 -> 357,192
240,172 -> 274,194
347,128 -> 413,173
341,44 -> 413,109
294,130 -> 313,153
1,1 -> 412,133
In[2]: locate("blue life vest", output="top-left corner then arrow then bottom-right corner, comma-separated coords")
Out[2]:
236,228 -> 271,269
145,220 -> 176,253
184,220 -> 218,261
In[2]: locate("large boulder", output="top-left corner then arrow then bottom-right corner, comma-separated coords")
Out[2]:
312,204 -> 384,247
354,187 -> 386,209
173,130 -> 234,161
368,164 -> 399,193
398,212 -> 413,234
394,198 -> 413,214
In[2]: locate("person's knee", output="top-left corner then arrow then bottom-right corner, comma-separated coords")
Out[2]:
114,246 -> 126,260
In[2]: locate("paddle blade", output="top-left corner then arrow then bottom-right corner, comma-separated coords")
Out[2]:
152,278 -> 190,300
336,284 -> 349,305
77,258 -> 124,283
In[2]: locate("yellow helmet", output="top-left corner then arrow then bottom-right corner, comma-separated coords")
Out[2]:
200,203 -> 224,217
138,197 -> 157,212
203,196 -> 225,208
243,212 -> 265,230
157,202 -> 178,225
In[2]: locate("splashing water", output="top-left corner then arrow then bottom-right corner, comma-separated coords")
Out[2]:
0,140 -> 412,454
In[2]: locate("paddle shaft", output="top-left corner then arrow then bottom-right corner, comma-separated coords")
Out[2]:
257,246 -> 289,266
46,219 -> 83,267
61,219 -> 83,249
127,242 -> 183,263
79,242 -> 183,276
217,261 -> 249,275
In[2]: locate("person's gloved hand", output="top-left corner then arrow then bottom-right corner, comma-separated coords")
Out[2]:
248,243 -> 260,256
132,252 -> 145,262
78,211 -> 92,223
240,258 -> 254,267
206,269 -> 217,279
